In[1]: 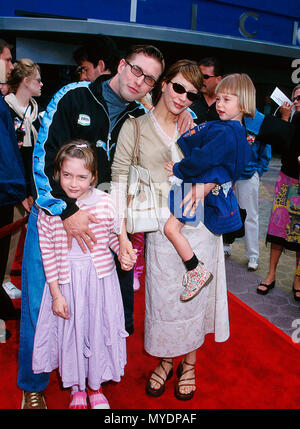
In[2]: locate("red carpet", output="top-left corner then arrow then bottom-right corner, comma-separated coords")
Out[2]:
1,272 -> 300,410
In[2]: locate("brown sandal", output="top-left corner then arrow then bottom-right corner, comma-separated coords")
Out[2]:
145,359 -> 173,397
175,360 -> 196,401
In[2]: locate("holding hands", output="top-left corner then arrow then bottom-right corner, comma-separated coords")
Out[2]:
118,237 -> 137,271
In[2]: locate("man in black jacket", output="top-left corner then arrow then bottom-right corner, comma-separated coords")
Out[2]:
191,56 -> 223,124
18,44 -> 166,409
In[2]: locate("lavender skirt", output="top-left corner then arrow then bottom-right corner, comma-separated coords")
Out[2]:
32,245 -> 128,391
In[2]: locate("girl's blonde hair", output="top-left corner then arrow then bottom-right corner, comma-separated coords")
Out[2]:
53,140 -> 98,187
216,73 -> 256,118
7,58 -> 40,93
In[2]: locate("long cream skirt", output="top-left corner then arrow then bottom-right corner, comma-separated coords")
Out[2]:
144,220 -> 230,357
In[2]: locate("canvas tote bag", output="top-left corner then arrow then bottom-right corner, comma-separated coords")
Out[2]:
126,118 -> 159,234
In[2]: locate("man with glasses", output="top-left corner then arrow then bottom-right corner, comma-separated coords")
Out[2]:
73,35 -> 120,82
18,44 -> 168,409
191,57 -> 223,124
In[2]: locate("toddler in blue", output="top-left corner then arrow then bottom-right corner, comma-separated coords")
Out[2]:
164,73 -> 255,302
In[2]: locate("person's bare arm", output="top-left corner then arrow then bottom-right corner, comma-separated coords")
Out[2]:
117,220 -> 137,270
49,280 -> 69,320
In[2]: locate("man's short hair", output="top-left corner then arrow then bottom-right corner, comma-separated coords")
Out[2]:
73,34 -> 120,75
198,56 -> 223,77
0,39 -> 13,55
125,45 -> 165,71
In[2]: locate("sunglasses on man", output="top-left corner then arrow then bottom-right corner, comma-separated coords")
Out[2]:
169,81 -> 199,102
292,95 -> 300,102
202,74 -> 216,80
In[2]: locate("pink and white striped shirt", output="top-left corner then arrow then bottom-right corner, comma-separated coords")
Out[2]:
37,188 -> 120,284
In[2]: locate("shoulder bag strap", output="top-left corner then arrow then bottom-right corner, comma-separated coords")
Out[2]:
131,117 -> 141,166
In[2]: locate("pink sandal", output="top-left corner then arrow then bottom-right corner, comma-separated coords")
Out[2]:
88,388 -> 110,409
69,391 -> 88,409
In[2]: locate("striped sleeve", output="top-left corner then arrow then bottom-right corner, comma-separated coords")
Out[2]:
37,210 -> 60,283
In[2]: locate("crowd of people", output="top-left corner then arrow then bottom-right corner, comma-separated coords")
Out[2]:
0,34 -> 299,410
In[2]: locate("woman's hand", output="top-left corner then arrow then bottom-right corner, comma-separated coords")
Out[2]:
52,295 -> 69,320
164,161 -> 175,177
180,183 -> 216,216
280,101 -> 293,122
176,110 -> 194,135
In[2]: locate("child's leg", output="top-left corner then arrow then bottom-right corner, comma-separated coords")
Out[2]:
69,385 -> 88,409
164,215 -> 213,302
87,386 -> 110,409
164,214 -> 194,262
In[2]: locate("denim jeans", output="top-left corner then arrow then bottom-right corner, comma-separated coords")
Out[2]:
17,205 -> 49,392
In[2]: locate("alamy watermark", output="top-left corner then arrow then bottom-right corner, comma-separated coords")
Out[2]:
291,59 -> 300,84
291,319 -> 300,344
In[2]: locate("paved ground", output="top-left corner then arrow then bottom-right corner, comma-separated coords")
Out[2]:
225,154 -> 300,339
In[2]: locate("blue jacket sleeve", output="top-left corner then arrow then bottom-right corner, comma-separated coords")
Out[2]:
33,82 -> 89,218
173,125 -> 238,184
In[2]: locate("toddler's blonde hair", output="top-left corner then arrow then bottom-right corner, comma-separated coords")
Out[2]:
216,73 -> 256,118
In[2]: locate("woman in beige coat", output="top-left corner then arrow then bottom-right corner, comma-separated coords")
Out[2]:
111,60 -> 229,400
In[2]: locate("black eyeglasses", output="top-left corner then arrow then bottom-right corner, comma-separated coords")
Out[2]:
125,60 -> 156,87
169,81 -> 199,102
202,74 -> 216,79
292,95 -> 300,102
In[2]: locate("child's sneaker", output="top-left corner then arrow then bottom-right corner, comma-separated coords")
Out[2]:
69,391 -> 88,409
180,263 -> 213,302
88,388 -> 110,409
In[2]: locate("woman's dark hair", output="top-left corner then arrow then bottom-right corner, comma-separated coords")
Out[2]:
152,59 -> 203,106
125,44 -> 165,72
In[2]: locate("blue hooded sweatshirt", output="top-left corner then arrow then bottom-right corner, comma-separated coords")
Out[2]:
172,120 -> 251,235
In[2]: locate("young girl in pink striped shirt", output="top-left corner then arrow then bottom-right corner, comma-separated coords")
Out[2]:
32,141 -> 134,409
